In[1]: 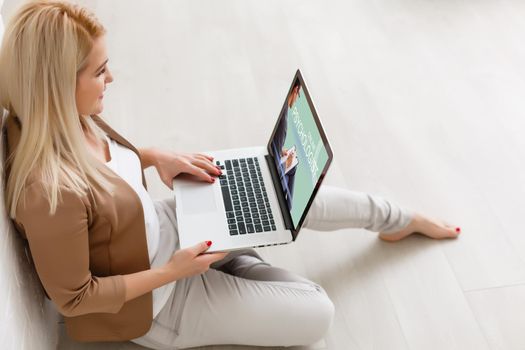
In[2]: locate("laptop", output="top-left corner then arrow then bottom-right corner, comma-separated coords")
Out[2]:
173,69 -> 333,253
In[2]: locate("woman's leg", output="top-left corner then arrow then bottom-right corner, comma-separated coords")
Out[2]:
131,251 -> 335,349
303,185 -> 461,240
131,198 -> 335,349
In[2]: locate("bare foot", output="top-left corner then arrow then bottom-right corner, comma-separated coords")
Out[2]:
378,213 -> 461,242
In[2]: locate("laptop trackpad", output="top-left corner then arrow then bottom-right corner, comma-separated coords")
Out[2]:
181,184 -> 218,214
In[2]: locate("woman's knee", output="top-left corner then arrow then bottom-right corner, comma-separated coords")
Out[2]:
283,287 -> 335,346
306,290 -> 335,344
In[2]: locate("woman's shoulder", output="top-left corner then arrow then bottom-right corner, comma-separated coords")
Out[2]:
17,179 -> 92,218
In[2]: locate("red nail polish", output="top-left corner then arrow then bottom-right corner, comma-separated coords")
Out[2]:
456,227 -> 461,233
207,241 -> 212,246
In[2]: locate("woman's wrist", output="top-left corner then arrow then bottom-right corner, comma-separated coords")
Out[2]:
138,147 -> 160,169
159,263 -> 180,283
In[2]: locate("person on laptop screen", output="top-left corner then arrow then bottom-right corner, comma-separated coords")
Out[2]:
272,78 -> 302,210
1,1 -> 462,348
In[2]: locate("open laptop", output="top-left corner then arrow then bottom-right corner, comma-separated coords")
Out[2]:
173,69 -> 333,253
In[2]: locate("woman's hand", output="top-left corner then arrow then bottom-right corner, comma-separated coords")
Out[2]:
162,241 -> 229,282
285,149 -> 296,168
153,149 -> 222,190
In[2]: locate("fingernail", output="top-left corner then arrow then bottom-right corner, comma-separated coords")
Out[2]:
207,240 -> 212,246
456,227 -> 461,233
210,177 -> 215,182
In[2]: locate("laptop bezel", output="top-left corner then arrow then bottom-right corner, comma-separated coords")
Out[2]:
266,69 -> 334,240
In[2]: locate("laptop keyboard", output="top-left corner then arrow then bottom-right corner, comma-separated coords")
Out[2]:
216,157 -> 276,235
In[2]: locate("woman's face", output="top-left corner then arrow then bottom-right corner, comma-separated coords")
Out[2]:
76,35 -> 113,116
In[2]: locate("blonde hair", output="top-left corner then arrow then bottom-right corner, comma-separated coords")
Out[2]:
0,0 -> 113,218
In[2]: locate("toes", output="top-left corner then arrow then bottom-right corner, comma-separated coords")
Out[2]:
442,221 -> 461,233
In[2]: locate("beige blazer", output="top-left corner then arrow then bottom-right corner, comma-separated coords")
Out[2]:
2,113 -> 153,342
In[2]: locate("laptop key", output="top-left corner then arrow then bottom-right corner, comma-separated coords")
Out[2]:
221,186 -> 233,212
247,224 -> 255,233
226,212 -> 235,218
228,224 -> 237,230
238,222 -> 246,234
263,226 -> 271,231
254,225 -> 262,232
230,229 -> 238,235
271,225 -> 276,231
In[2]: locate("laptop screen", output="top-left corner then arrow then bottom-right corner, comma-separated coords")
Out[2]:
268,70 -> 332,230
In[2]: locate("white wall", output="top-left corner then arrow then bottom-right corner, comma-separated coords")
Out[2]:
0,1 -> 59,349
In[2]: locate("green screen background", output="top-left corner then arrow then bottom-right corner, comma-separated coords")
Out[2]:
283,90 -> 329,227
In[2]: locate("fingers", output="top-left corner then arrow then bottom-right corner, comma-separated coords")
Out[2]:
197,153 -> 214,162
188,161 -> 221,183
196,251 -> 230,265
193,158 -> 221,176
189,240 -> 212,256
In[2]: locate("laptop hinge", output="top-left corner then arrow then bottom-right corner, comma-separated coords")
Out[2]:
264,154 -> 294,232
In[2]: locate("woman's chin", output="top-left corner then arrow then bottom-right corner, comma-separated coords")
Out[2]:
93,102 -> 104,114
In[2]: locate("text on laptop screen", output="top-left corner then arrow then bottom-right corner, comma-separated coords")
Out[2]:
270,78 -> 330,228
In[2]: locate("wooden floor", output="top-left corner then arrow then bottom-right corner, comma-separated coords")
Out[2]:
30,0 -> 524,348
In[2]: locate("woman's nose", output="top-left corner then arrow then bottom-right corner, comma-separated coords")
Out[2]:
106,69 -> 114,83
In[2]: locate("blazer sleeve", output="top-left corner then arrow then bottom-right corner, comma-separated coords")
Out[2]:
15,182 -> 127,317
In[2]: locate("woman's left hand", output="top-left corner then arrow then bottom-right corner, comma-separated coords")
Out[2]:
153,149 -> 221,190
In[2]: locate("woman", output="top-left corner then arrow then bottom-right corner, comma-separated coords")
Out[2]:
0,1 -> 461,348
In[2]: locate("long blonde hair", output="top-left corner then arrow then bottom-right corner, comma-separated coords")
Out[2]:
0,0 -> 113,218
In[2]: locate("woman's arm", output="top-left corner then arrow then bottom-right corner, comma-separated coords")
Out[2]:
123,241 -> 229,302
137,147 -> 222,189
122,265 -> 175,302
17,183 -> 132,317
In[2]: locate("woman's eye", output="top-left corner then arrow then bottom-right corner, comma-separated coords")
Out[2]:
97,68 -> 106,77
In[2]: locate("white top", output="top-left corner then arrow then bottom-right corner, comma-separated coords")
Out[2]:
103,134 -> 173,319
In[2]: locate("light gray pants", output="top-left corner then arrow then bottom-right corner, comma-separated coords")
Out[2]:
131,185 -> 414,349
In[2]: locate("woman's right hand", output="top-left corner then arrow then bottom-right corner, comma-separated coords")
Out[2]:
163,241 -> 229,281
